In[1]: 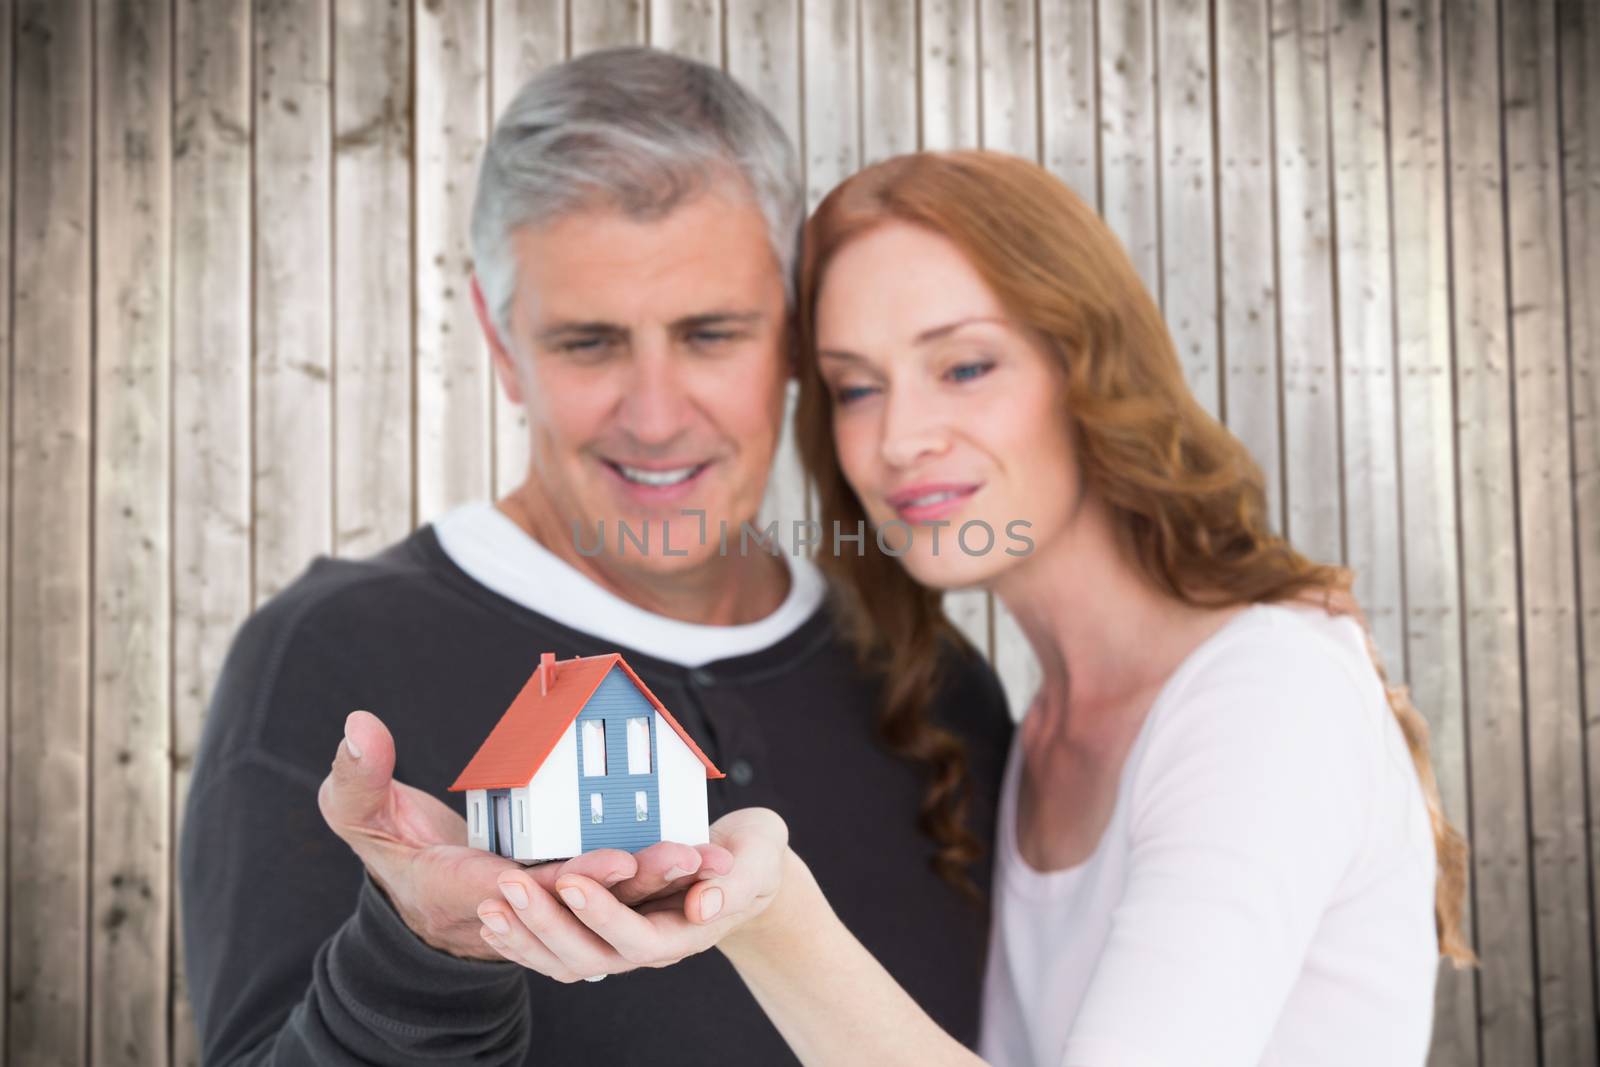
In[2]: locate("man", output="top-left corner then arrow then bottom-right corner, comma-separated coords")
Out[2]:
180,46 -> 1012,1065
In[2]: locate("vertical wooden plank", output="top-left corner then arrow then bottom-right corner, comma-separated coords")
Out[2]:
650,0 -> 720,64
919,0 -> 977,151
1505,0 -> 1596,1060
1444,0 -> 1537,1059
978,0 -> 1041,718
980,0 -> 1037,162
1217,0 -> 1284,531
1271,0 -> 1341,564
93,0 -> 172,1061
489,1 -> 566,501
1385,2 -> 1478,1061
9,0 -> 92,1061
254,0 -> 332,599
1328,0 -> 1404,676
1098,0 -> 1158,291
803,0 -> 859,211
1038,0 -> 1097,204
726,0 -> 807,534
415,0 -> 490,520
860,0 -> 916,165
571,0 -> 645,53
171,0 -> 252,1060
0,0 -> 13,1044
919,0 -> 993,672
1157,0 -> 1220,417
335,0 -> 413,555
1562,0 -> 1600,1044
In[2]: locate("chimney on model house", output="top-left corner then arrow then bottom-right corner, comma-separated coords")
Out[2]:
539,652 -> 556,696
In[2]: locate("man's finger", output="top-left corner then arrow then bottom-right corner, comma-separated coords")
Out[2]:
606,840 -> 705,905
692,843 -> 735,879
317,710 -> 398,837
535,849 -> 636,895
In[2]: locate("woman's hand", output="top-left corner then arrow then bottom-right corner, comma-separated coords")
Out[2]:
474,807 -> 790,981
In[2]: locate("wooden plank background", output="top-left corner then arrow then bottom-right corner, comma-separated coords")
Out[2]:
3,1 -> 1596,1063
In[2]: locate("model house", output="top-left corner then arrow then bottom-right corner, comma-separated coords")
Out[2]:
450,652 -> 724,862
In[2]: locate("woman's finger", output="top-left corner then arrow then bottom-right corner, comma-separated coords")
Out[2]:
495,869 -> 631,978
475,902 -> 583,982
553,873 -> 689,966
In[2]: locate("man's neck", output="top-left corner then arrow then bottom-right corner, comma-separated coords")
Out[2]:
495,487 -> 791,627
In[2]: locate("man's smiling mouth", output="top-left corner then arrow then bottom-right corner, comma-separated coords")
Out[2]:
604,460 -> 712,487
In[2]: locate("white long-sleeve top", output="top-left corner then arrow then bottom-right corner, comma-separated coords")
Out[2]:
979,603 -> 1440,1067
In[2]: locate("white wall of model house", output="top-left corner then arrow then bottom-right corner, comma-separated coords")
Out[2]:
465,721 -> 581,861
655,712 -> 710,846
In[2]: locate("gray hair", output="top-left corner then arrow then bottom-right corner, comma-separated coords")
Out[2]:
471,46 -> 804,338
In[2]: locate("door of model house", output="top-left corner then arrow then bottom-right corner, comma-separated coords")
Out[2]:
490,791 -> 512,858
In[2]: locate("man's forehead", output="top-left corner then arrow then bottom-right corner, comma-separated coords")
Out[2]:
508,191 -> 782,329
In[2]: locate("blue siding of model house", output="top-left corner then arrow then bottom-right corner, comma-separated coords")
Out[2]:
575,667 -> 662,852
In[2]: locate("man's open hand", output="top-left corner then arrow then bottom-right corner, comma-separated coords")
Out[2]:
316,709 -> 722,961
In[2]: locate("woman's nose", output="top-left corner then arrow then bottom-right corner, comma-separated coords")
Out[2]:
878,389 -> 949,469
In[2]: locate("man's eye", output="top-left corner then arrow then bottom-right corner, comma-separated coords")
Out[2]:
559,337 -> 612,354
687,330 -> 739,346
947,360 -> 995,383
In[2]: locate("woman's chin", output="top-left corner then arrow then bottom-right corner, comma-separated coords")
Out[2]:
896,546 -> 1014,592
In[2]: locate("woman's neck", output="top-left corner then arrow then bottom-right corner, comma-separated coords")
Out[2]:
991,493 -> 1230,732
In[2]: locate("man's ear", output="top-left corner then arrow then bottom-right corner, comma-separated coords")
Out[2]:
784,314 -> 801,381
472,273 -> 524,406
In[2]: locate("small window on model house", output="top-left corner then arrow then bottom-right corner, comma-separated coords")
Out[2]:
635,791 -> 648,821
582,720 -> 606,776
627,716 -> 651,774
472,799 -> 482,836
591,793 -> 603,824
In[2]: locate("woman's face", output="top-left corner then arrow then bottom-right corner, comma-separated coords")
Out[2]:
813,220 -> 1080,590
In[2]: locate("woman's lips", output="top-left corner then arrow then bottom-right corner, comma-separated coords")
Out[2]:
887,482 -> 982,524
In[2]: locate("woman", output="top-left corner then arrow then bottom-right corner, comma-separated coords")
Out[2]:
474,151 -> 1472,1066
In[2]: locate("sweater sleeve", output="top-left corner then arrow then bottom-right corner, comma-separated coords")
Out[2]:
178,570 -> 534,1067
1060,634 -> 1376,1067
179,754 -> 533,1066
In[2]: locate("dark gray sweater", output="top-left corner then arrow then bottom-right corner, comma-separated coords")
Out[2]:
180,526 -> 1013,1065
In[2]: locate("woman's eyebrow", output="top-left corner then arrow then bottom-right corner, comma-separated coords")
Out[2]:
817,316 -> 1009,364
912,315 -> 1008,344
817,348 -> 871,365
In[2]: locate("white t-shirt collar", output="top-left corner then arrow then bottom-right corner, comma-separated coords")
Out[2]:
432,500 -> 827,668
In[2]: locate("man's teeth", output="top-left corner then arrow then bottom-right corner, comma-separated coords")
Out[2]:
905,489 -> 965,508
617,463 -> 702,487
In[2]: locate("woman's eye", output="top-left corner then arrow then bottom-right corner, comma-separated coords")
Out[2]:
947,360 -> 995,384
833,383 -> 878,406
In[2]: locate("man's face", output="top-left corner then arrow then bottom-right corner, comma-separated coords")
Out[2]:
490,186 -> 789,575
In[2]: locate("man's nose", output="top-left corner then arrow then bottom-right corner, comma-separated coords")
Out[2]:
878,385 -> 949,469
615,343 -> 693,445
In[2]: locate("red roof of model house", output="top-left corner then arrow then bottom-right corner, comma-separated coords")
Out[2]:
449,652 -> 725,792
